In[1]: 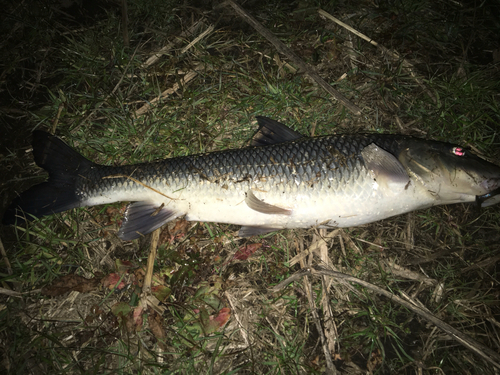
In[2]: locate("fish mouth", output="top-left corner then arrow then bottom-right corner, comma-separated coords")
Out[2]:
476,186 -> 500,207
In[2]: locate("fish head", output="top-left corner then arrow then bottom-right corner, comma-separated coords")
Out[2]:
400,141 -> 500,206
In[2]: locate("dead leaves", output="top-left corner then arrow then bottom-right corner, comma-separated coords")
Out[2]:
159,218 -> 189,244
39,254 -> 230,345
149,310 -> 168,350
110,302 -> 144,332
183,307 -> 231,336
209,307 -> 231,332
367,348 -> 382,374
41,274 -> 101,296
38,221 -> 233,352
234,243 -> 262,260
102,273 -> 128,290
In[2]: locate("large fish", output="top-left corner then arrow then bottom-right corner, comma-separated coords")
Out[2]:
3,117 -> 500,239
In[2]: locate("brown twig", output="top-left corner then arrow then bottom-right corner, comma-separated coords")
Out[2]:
289,229 -> 340,266
134,23 -> 215,117
318,229 -> 339,358
0,237 -> 12,275
224,0 -> 361,116
142,228 -> 160,296
143,19 -> 207,68
141,228 -> 165,314
140,228 -> 165,314
121,0 -> 129,48
50,102 -> 65,135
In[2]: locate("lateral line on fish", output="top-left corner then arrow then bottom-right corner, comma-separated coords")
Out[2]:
102,174 -> 180,201
251,187 -> 268,193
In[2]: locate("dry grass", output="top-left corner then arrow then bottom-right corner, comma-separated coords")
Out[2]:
1,0 -> 500,374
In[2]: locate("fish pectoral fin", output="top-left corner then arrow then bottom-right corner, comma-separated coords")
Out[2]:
245,190 -> 292,215
118,201 -> 179,241
239,226 -> 281,237
361,143 -> 410,191
251,116 -> 304,146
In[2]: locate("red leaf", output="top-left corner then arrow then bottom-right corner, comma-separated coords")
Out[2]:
211,307 -> 231,327
132,306 -> 144,331
204,308 -> 231,334
234,243 -> 262,260
102,273 -> 127,290
148,310 -> 168,350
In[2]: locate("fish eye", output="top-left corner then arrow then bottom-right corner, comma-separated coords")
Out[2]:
452,146 -> 465,156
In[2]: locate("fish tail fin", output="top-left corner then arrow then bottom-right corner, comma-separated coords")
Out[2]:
2,131 -> 94,225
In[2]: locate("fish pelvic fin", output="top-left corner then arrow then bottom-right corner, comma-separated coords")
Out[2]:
118,202 -> 179,240
2,131 -> 95,225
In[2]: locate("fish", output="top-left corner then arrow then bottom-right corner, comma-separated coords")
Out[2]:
3,116 -> 500,240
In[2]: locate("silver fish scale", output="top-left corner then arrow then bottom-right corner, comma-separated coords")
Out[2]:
76,134 -> 408,202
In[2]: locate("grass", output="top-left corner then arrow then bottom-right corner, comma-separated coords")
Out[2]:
1,0 -> 500,373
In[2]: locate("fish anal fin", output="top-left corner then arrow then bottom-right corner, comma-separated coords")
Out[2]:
238,226 -> 280,237
361,143 -> 410,191
118,202 -> 179,241
245,190 -> 292,215
251,116 -> 304,146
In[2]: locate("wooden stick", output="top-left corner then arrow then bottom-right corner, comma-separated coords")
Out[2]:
139,227 -> 166,314
318,10 -> 378,47
181,25 -> 214,54
50,102 -> 65,135
143,19 -> 206,68
225,0 -> 361,115
142,228 -> 161,296
121,0 -> 129,48
0,237 -> 12,275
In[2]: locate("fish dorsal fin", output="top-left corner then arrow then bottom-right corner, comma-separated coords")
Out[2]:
118,202 -> 179,240
251,116 -> 304,146
245,190 -> 292,215
361,143 -> 410,191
